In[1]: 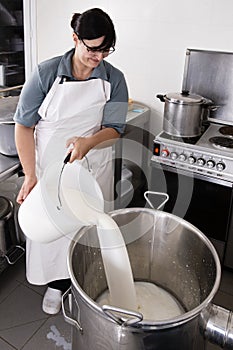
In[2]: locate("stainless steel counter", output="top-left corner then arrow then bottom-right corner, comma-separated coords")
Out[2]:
0,153 -> 21,183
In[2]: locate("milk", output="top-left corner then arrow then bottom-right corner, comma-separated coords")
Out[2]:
62,188 -> 137,310
97,281 -> 184,321
96,214 -> 137,310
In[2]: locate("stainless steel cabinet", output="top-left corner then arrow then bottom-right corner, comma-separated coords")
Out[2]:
114,103 -> 151,209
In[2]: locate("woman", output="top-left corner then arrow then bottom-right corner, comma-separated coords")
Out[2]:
14,8 -> 128,314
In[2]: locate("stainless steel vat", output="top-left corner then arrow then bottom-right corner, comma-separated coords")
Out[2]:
63,208 -> 233,350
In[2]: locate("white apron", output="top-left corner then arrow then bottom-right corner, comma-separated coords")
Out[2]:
26,77 -> 113,285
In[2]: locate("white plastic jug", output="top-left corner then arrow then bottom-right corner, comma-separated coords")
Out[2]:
18,160 -> 104,243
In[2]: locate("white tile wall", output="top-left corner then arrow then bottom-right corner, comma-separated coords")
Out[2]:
34,0 -> 233,136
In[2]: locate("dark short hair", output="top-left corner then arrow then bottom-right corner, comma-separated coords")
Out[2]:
71,8 -> 116,50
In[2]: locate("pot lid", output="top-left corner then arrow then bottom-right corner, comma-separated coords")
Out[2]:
0,96 -> 19,122
166,91 -> 204,105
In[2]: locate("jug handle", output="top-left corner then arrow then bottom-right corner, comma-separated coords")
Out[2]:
62,287 -> 83,334
102,304 -> 143,326
144,191 -> 169,210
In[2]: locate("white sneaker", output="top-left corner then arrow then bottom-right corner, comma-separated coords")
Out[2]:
42,287 -> 62,315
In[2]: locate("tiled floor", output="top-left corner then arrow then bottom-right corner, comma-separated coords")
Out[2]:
0,254 -> 233,350
0,255 -> 72,350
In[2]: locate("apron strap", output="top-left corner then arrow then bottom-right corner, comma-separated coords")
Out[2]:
38,76 -> 62,119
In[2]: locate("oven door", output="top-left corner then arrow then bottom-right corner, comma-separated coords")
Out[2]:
150,161 -> 233,268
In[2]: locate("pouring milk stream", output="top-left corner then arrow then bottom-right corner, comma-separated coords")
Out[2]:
18,159 -> 184,319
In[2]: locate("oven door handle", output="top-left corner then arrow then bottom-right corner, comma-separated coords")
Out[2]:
144,191 -> 169,210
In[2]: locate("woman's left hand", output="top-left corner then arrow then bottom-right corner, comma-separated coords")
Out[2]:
66,128 -> 119,163
66,136 -> 92,162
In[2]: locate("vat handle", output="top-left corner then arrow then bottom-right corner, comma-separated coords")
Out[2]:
62,287 -> 83,334
102,304 -> 143,326
144,191 -> 169,210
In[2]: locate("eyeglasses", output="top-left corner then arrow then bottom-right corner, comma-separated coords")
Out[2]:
80,38 -> 115,56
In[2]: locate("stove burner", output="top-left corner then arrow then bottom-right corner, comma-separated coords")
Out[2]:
209,136 -> 233,149
219,126 -> 233,137
160,132 -> 200,145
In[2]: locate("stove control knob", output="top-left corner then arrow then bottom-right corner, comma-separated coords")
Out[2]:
170,152 -> 178,160
197,158 -> 205,166
161,149 -> 169,158
188,156 -> 196,164
179,153 -> 186,161
216,162 -> 226,171
206,160 -> 215,168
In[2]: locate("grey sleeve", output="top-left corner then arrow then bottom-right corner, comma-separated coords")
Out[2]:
13,67 -> 45,127
102,72 -> 128,134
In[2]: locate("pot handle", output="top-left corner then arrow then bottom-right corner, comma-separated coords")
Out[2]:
144,191 -> 169,210
207,105 -> 220,112
0,85 -> 23,93
102,304 -> 143,327
156,94 -> 166,102
202,303 -> 233,348
4,245 -> 25,265
0,121 -> 15,125
202,98 -> 220,112
62,287 -> 83,334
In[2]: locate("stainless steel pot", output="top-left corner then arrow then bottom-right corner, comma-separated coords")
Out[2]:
0,196 -> 25,264
0,196 -> 16,255
63,208 -> 233,350
0,96 -> 19,156
157,91 -> 215,137
0,121 -> 17,156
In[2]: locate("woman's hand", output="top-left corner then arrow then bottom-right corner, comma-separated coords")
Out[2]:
66,136 -> 92,162
66,128 -> 120,163
16,175 -> 37,204
15,123 -> 37,204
